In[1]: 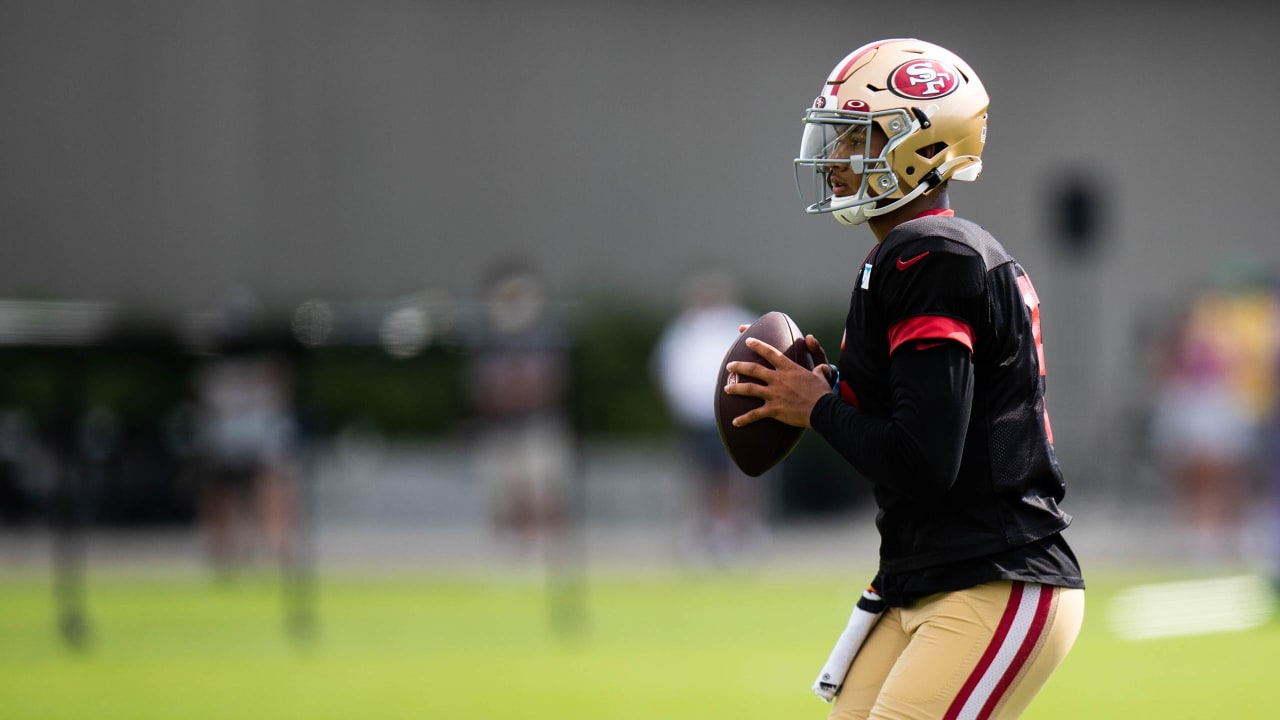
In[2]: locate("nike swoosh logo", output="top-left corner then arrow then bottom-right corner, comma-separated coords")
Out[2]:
896,251 -> 930,271
915,340 -> 948,351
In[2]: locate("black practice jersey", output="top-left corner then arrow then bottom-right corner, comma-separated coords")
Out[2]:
809,211 -> 1083,606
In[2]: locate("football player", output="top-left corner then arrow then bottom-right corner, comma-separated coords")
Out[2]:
724,39 -> 1085,718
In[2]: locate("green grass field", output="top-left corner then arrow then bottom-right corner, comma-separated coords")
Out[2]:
1,565 -> 1278,719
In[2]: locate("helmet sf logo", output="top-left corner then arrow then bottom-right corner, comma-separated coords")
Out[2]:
889,60 -> 959,99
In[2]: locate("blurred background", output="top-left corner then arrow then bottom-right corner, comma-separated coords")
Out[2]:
3,0 -> 1280,718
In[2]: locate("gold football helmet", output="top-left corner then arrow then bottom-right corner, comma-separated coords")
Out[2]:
795,39 -> 989,226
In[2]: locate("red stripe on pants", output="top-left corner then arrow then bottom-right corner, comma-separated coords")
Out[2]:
943,583 -> 1025,720
977,585 -> 1053,719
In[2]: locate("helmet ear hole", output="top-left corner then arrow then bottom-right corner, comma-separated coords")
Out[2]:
916,142 -> 949,160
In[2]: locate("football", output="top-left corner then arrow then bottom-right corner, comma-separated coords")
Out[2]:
713,311 -> 815,476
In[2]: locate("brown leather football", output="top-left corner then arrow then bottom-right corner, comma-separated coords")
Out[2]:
713,311 -> 815,476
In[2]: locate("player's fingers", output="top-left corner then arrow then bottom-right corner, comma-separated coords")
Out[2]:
724,379 -> 766,399
738,324 -> 750,333
725,360 -> 773,382
732,407 -> 770,427
806,334 -> 828,366
744,337 -> 791,366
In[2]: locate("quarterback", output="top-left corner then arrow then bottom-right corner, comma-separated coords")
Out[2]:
724,39 -> 1085,719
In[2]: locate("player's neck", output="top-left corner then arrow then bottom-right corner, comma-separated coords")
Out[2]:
869,190 -> 951,243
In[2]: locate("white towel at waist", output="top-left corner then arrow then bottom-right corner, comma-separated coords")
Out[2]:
812,585 -> 886,703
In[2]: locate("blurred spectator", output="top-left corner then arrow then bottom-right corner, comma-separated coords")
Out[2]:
191,294 -> 301,576
652,270 -> 759,564
465,261 -> 575,560
1151,256 -> 1280,564
0,410 -> 36,525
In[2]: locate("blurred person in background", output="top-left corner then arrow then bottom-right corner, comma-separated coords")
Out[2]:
465,260 -> 576,562
192,293 -> 301,577
0,410 -> 36,526
1152,256 -> 1280,565
652,270 -> 758,564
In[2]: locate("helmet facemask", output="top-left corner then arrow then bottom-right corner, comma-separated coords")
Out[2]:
794,107 -> 917,226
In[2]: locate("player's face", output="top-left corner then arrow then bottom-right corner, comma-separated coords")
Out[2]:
827,124 -> 887,197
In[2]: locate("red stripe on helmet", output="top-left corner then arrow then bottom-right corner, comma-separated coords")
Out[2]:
825,38 -> 913,89
825,43 -> 881,90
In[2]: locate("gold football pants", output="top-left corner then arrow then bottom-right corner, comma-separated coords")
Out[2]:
829,581 -> 1084,720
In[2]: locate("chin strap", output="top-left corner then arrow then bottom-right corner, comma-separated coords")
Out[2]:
832,155 -> 982,227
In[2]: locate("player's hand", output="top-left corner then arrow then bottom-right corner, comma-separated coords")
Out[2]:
806,334 -> 830,376
724,337 -> 832,429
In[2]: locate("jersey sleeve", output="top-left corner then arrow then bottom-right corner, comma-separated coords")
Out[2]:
875,237 -> 986,355
809,341 -> 974,499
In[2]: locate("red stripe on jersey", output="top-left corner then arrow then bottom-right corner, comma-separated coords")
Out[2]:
914,208 -> 955,219
1015,275 -> 1045,376
978,584 -> 1054,719
887,316 -> 974,355
944,583 -> 1025,720
837,380 -> 860,409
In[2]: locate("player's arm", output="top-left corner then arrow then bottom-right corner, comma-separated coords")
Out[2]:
808,237 -> 984,497
809,340 -> 973,499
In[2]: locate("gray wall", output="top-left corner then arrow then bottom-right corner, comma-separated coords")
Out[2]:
3,0 -> 1279,487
